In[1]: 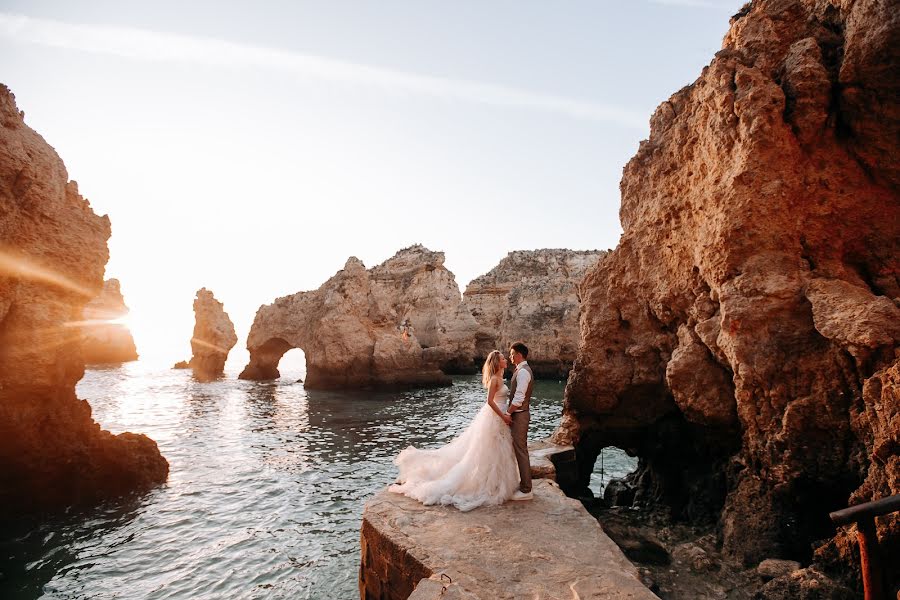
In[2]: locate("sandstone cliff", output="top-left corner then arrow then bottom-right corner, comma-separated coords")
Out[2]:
464,249 -> 605,378
240,245 -> 479,389
556,0 -> 899,591
182,288 -> 237,381
81,278 -> 139,364
0,84 -> 168,514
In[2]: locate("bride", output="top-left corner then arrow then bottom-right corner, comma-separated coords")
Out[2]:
389,350 -> 520,511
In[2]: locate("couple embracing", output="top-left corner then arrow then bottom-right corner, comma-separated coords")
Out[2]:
389,342 -> 534,512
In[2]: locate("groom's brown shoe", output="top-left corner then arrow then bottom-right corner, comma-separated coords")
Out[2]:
511,490 -> 533,501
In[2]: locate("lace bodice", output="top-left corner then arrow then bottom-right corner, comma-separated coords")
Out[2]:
494,383 -> 510,412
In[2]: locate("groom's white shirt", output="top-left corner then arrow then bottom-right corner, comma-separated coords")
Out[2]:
511,361 -> 531,410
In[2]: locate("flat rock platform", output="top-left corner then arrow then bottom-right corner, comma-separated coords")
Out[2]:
360,479 -> 658,600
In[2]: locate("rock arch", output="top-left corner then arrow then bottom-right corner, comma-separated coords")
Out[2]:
240,246 -> 480,389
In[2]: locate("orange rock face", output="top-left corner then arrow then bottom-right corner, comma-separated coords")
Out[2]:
0,85 -> 168,514
557,0 -> 899,585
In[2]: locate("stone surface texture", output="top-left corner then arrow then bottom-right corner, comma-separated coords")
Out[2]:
241,245 -> 479,389
464,249 -> 605,378
555,0 -> 900,589
81,278 -> 139,364
360,479 -> 659,600
186,287 -> 237,381
0,84 -> 168,514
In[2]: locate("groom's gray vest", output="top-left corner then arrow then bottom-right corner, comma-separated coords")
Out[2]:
508,363 -> 534,412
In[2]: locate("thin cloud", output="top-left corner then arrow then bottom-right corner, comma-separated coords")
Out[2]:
0,13 -> 647,130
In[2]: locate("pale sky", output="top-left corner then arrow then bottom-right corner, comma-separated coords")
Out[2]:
0,0 -> 745,368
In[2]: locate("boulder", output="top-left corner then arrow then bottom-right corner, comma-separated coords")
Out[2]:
0,84 -> 168,515
757,558 -> 802,581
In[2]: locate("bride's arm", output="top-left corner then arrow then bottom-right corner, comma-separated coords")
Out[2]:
486,376 -> 512,425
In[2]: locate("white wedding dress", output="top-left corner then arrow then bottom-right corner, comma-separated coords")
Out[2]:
389,383 -> 520,512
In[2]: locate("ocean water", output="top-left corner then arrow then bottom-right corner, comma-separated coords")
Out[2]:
2,362 -> 636,599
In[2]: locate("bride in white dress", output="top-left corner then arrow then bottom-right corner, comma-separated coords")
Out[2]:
389,350 -> 520,511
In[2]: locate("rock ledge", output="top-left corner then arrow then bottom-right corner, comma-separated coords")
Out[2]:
360,479 -> 658,600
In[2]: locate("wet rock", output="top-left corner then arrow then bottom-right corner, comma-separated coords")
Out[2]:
604,477 -> 637,507
672,542 -> 717,573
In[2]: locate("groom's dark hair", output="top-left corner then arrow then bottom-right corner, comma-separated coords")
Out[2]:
511,342 -> 529,358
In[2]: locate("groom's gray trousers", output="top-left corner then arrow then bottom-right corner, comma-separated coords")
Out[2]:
510,410 -> 531,493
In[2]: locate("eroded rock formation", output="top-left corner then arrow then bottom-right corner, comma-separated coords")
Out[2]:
0,84 -> 168,515
464,249 -> 605,378
556,0 -> 899,591
81,278 -> 139,364
181,288 -> 237,381
241,245 -> 479,389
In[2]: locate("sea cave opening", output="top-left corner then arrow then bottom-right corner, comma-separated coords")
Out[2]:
278,347 -> 307,383
588,446 -> 639,502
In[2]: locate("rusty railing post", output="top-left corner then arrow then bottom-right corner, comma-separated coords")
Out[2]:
829,494 -> 900,600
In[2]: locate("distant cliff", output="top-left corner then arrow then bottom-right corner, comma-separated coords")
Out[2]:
82,278 -> 139,364
464,249 -> 605,378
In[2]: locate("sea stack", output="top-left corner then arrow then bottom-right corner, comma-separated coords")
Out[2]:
241,245 -> 479,389
81,278 -> 139,364
0,84 -> 168,515
557,0 -> 899,593
184,288 -> 237,381
464,249 -> 605,378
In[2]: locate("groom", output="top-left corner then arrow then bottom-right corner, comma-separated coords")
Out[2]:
505,342 -> 533,501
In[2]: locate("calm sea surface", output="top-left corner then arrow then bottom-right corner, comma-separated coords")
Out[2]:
2,362 -> 636,599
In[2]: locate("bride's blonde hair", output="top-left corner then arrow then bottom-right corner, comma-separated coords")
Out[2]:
481,350 -> 503,388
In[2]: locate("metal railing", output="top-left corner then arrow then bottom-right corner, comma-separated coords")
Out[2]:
829,494 -> 900,600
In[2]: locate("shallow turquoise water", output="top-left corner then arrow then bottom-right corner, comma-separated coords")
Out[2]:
2,363 -> 635,599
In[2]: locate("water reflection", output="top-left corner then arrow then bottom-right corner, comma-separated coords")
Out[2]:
3,368 -> 571,599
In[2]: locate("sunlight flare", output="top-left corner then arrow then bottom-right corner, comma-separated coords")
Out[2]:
0,247 -> 97,298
